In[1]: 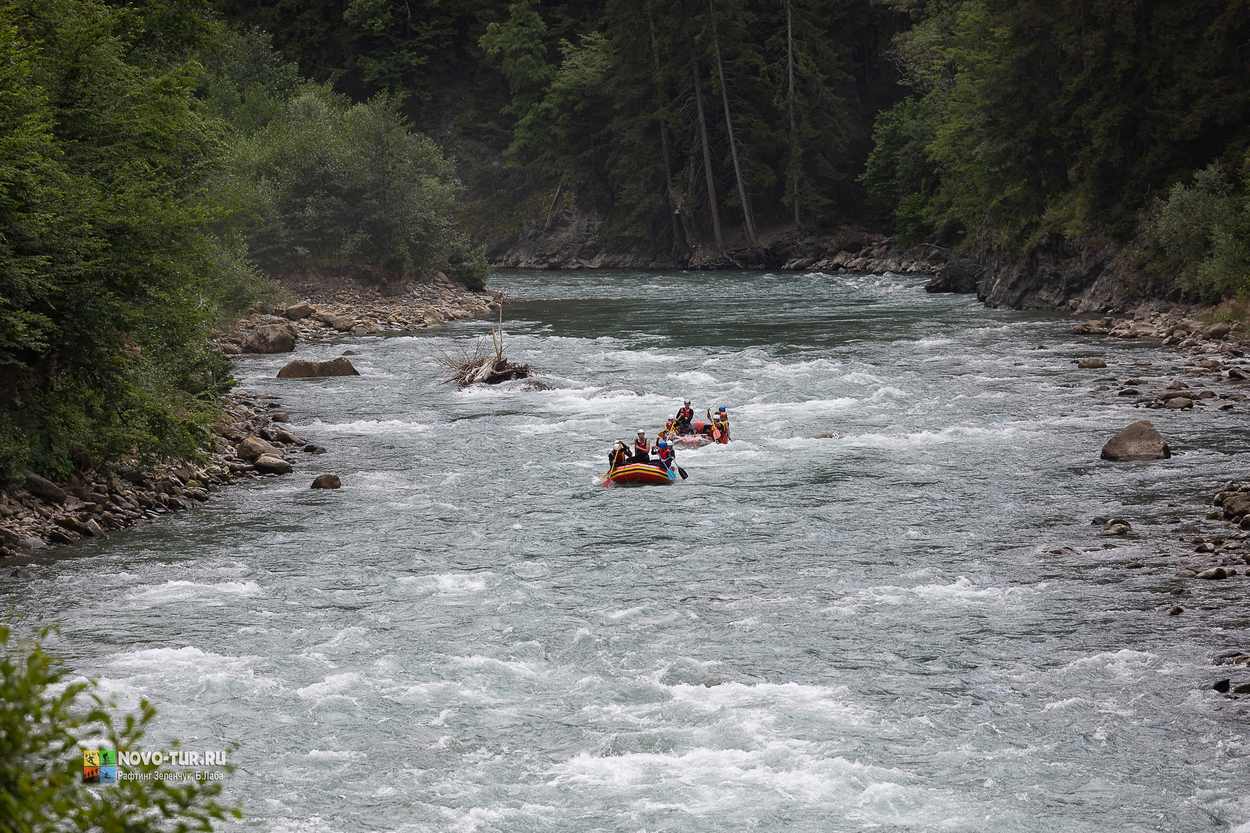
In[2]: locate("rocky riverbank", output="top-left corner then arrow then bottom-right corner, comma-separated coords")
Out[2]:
0,276 -> 499,560
1071,306 -> 1250,696
224,275 -> 499,354
0,392 -> 316,559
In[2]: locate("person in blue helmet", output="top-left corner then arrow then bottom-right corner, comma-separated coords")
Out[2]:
654,437 -> 675,471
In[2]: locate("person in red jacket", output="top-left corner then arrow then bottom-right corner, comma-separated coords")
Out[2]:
673,400 -> 695,434
631,430 -> 651,463
655,438 -> 675,471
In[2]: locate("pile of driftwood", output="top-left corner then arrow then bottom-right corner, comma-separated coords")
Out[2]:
440,307 -> 533,387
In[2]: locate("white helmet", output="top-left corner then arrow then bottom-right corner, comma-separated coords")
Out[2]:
636,429 -> 646,435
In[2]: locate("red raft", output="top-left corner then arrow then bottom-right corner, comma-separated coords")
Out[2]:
604,462 -> 679,487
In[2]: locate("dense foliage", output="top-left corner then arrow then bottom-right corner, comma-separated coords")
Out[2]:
220,0 -> 904,252
223,0 -> 1250,295
862,0 -> 1250,289
0,1 -> 482,480
0,626 -> 238,832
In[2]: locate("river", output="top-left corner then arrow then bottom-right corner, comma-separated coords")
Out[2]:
4,269 -> 1249,832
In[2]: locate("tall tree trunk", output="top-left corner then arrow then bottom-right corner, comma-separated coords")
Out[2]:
647,3 -> 683,254
709,0 -> 758,247
691,59 -> 724,254
786,0 -> 799,227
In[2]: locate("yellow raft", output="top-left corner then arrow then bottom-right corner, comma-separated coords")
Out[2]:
605,462 -> 679,487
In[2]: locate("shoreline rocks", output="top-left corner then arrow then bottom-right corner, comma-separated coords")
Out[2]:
1,275 -> 498,561
221,275 -> 499,355
277,357 -> 360,379
0,392 -> 306,558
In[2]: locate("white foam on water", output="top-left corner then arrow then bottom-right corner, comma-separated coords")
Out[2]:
870,385 -> 908,402
550,746 -> 961,826
597,349 -> 683,366
668,369 -> 718,386
450,655 -> 543,678
296,671 -> 367,702
667,680 -> 874,725
125,580 -> 262,605
296,418 -> 432,434
107,645 -> 256,673
306,749 -> 367,761
852,576 -> 1034,608
736,398 -> 859,420
841,424 -> 1033,450
1062,649 -> 1160,679
396,572 -> 491,595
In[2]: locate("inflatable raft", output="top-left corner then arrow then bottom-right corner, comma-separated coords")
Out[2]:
605,463 -> 678,487
671,434 -> 713,448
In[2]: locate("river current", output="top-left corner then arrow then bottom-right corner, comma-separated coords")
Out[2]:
4,270 -> 1250,832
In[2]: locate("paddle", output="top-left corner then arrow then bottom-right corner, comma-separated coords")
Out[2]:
675,464 -> 688,480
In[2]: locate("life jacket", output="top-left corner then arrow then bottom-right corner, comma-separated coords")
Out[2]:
609,447 -> 627,468
676,406 -> 694,423
714,417 -> 729,442
634,438 -> 649,456
657,444 -> 673,462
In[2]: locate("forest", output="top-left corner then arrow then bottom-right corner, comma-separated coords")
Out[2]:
2,0 -> 1250,479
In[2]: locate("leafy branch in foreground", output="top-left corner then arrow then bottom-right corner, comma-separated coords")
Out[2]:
0,626 -> 240,833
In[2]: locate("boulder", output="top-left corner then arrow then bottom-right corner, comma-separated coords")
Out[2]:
25,473 -> 67,503
1203,322 -> 1233,340
284,302 -> 315,320
241,323 -> 296,354
1103,519 -> 1132,536
1101,420 -> 1171,461
276,357 -> 360,379
253,455 -> 292,475
302,444 -> 327,454
1196,567 -> 1229,580
1163,396 -> 1195,410
236,435 -> 280,461
310,474 -> 342,489
1222,493 -> 1250,520
1076,357 -> 1107,369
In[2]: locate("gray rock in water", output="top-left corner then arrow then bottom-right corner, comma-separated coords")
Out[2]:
1076,357 -> 1107,369
1163,396 -> 1194,409
1214,678 -> 1231,693
311,474 -> 342,489
1101,420 -> 1171,461
276,357 -> 360,379
25,473 -> 67,503
241,322 -> 297,354
236,435 -> 280,462
1224,493 -> 1250,520
1103,519 -> 1132,536
1196,566 -> 1229,580
253,454 -> 292,475
302,444 -> 327,454
1167,605 -> 1184,616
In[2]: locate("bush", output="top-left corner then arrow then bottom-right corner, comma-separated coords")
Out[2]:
221,85 -> 471,286
1146,159 -> 1250,301
0,626 -> 240,832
